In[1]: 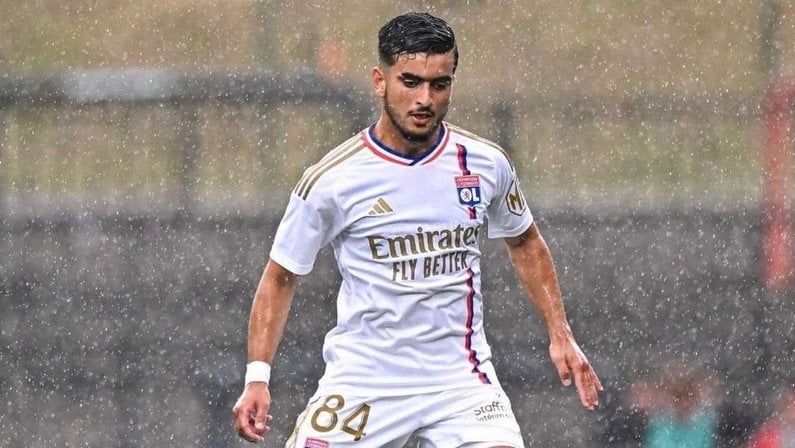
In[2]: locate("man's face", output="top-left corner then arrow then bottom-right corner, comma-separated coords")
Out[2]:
373,51 -> 455,145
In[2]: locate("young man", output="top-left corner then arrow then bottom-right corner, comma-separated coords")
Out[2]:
232,12 -> 602,447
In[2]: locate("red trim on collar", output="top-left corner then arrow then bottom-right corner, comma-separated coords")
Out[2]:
362,123 -> 450,166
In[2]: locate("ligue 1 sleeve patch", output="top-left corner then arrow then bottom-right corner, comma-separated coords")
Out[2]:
505,179 -> 527,216
455,175 -> 482,206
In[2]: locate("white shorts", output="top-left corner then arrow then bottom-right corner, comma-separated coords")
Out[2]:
285,384 -> 525,448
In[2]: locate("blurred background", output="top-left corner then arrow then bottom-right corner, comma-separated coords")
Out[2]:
2,1 -> 795,447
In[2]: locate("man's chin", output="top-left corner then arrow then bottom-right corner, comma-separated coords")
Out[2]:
401,123 -> 439,142
404,132 -> 432,142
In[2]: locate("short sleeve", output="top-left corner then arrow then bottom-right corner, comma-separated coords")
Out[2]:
486,155 -> 533,239
269,190 -> 339,275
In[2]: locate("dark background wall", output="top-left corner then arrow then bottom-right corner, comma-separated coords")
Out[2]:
3,206 -> 792,447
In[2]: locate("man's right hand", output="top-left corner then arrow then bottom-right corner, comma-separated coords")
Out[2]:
232,382 -> 273,443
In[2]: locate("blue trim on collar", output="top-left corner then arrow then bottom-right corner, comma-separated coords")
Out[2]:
367,123 -> 446,164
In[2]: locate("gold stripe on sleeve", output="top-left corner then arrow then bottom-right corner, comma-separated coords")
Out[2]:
294,136 -> 363,199
295,141 -> 365,200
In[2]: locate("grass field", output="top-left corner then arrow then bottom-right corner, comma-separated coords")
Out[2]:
0,95 -> 765,211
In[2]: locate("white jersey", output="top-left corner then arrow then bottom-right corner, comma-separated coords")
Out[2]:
270,122 -> 533,396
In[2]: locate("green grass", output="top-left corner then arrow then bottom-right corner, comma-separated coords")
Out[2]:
0,98 -> 767,210
0,0 -> 784,210
1,101 -> 357,209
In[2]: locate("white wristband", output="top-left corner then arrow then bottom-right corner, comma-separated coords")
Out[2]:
244,361 -> 272,385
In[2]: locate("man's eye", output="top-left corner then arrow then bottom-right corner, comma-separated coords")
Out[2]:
403,79 -> 419,87
433,82 -> 450,91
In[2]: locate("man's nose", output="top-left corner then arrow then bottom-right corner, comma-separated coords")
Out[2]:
415,84 -> 433,107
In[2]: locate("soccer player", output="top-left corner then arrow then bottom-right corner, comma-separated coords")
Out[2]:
232,11 -> 602,447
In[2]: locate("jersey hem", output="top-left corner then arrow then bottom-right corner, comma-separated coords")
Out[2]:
315,360 -> 503,397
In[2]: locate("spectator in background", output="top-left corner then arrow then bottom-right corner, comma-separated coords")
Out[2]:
628,363 -> 720,448
746,385 -> 795,448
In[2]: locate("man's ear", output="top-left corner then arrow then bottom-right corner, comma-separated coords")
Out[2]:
372,66 -> 386,98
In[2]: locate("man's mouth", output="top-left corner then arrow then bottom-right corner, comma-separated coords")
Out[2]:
409,111 -> 433,126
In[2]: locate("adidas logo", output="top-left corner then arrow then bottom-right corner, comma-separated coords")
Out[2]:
367,197 -> 394,216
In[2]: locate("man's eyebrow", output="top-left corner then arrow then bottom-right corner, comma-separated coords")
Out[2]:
399,72 -> 454,83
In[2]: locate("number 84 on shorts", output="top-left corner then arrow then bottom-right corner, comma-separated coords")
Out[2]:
285,387 -> 524,448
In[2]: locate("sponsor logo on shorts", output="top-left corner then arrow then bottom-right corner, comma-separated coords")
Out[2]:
473,400 -> 513,422
305,437 -> 330,448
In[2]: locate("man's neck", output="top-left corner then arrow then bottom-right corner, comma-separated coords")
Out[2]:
372,118 -> 439,158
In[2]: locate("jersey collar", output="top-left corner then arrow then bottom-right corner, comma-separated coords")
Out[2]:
362,122 -> 449,166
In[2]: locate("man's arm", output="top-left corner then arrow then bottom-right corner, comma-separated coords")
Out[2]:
504,223 -> 603,410
232,260 -> 299,443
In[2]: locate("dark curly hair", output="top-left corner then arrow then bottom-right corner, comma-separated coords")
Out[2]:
378,12 -> 459,72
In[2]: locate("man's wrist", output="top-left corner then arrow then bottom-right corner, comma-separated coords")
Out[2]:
547,322 -> 573,340
244,361 -> 271,385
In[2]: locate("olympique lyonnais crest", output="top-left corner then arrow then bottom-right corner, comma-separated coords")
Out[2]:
455,175 -> 482,206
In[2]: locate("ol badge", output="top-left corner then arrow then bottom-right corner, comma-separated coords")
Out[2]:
455,175 -> 481,206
